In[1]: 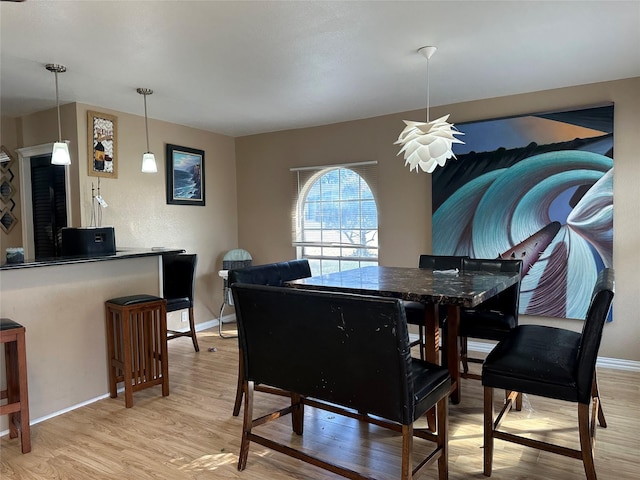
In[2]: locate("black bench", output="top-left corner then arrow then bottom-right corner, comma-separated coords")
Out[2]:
228,259 -> 312,416
231,282 -> 451,480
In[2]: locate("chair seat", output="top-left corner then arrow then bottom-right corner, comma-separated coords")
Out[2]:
459,309 -> 516,340
403,301 -> 424,325
166,297 -> 191,312
410,359 -> 451,419
482,324 -> 581,403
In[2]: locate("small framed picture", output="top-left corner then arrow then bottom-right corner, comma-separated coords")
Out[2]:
87,111 -> 117,178
165,144 -> 205,206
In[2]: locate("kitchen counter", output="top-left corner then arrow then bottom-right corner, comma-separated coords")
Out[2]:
0,247 -> 185,431
0,247 -> 185,270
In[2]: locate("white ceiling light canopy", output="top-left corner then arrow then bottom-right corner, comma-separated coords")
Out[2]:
45,63 -> 71,166
137,87 -> 158,173
395,46 -> 464,173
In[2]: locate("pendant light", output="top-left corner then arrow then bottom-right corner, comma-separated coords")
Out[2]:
394,46 -> 464,173
45,64 -> 71,166
137,88 -> 157,173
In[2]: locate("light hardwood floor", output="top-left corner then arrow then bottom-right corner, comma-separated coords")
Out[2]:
1,327 -> 639,479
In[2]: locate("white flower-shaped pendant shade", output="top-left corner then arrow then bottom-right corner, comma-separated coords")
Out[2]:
395,114 -> 464,173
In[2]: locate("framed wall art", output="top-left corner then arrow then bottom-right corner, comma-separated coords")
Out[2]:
165,144 -> 205,206
87,111 -> 117,178
432,104 -> 614,321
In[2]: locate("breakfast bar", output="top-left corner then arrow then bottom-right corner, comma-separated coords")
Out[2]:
0,248 -> 183,432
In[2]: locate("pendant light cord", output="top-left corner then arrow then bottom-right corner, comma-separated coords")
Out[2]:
425,56 -> 430,123
143,94 -> 150,152
55,71 -> 62,142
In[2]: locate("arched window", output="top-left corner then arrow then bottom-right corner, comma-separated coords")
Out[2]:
293,163 -> 378,276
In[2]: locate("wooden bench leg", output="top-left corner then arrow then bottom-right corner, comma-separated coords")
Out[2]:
291,393 -> 304,435
233,351 -> 244,416
400,423 -> 413,480
238,381 -> 254,471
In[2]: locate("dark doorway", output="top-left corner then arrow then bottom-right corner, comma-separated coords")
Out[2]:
30,155 -> 67,258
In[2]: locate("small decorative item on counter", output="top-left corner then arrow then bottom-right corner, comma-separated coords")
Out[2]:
6,247 -> 24,264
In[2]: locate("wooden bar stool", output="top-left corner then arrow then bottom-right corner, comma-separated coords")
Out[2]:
105,295 -> 169,408
0,318 -> 31,453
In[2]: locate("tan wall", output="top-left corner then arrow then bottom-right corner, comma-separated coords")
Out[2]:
72,103 -> 239,326
3,104 -> 239,327
236,77 -> 640,362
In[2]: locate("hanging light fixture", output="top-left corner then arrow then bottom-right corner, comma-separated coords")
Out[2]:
45,64 -> 71,166
395,46 -> 464,173
137,88 -> 157,173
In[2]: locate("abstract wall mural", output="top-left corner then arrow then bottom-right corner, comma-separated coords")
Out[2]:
432,105 -> 613,320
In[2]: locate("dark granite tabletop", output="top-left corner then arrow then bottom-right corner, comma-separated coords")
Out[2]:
0,248 -> 185,271
286,265 -> 520,308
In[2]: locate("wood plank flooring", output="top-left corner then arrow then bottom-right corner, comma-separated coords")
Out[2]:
1,327 -> 639,479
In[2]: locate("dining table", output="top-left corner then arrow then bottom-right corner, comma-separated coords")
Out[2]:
285,265 -> 521,404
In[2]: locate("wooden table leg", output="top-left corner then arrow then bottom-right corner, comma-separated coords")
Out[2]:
447,305 -> 461,404
424,304 -> 439,364
425,304 -> 439,430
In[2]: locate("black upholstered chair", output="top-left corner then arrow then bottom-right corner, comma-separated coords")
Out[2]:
482,268 -> 614,480
404,255 -> 467,360
162,253 -> 199,352
228,259 -> 312,416
232,283 -> 451,480
456,258 -> 523,379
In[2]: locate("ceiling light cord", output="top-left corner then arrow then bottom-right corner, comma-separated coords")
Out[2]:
143,93 -> 150,153
425,55 -> 430,123
54,70 -> 62,142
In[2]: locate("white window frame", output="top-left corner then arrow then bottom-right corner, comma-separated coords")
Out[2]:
291,161 -> 378,276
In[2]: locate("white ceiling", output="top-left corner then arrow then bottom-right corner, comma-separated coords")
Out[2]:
1,1 -> 639,137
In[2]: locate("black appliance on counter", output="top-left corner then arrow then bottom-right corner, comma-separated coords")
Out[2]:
61,227 -> 116,256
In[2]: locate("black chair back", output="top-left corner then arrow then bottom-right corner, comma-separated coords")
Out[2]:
232,283 -> 415,424
419,254 -> 467,270
229,259 -> 311,287
576,268 -> 615,403
462,258 -> 522,316
162,254 -> 197,310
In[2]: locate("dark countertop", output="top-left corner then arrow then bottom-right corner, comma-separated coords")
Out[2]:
0,248 -> 185,271
286,265 -> 520,308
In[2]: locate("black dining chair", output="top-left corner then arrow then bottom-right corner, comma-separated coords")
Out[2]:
482,267 -> 614,480
455,258 -> 522,379
162,253 -> 199,352
404,255 -> 467,360
228,259 -> 312,417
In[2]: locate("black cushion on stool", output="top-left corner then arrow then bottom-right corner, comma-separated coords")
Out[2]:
482,324 -> 582,403
0,318 -> 24,331
106,294 -> 163,306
